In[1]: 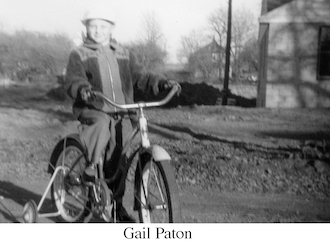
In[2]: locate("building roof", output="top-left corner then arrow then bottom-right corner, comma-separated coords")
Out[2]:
197,39 -> 225,54
261,0 -> 293,14
268,0 -> 293,12
259,0 -> 330,23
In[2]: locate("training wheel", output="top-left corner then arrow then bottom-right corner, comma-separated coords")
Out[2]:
23,200 -> 38,223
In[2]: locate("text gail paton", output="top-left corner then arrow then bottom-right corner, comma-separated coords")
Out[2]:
123,227 -> 192,240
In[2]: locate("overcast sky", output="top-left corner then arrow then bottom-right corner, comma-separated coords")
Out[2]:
0,0 -> 262,63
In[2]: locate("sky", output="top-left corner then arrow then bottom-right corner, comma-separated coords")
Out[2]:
0,0 -> 262,63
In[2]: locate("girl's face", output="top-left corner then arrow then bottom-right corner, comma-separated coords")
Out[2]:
86,19 -> 114,45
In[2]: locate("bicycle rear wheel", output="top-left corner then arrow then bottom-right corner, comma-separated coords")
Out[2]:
136,159 -> 182,223
51,139 -> 88,222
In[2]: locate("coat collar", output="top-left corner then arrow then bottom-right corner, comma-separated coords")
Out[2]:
83,37 -> 117,51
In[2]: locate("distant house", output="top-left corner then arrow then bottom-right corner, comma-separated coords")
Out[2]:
257,0 -> 330,108
189,39 -> 225,80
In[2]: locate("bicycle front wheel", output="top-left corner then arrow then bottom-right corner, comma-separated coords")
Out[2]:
136,159 -> 182,223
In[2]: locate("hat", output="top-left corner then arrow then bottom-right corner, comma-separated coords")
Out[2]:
81,4 -> 116,25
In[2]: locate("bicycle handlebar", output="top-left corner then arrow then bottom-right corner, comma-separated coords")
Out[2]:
93,84 -> 179,110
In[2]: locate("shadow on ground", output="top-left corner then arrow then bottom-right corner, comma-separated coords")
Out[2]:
0,180 -> 55,223
150,123 -> 226,143
259,131 -> 330,142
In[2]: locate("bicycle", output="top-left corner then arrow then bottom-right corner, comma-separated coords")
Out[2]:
22,84 -> 182,223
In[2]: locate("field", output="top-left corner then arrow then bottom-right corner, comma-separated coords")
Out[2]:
0,79 -> 330,223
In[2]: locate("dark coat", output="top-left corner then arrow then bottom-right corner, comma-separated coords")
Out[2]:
64,40 -> 167,118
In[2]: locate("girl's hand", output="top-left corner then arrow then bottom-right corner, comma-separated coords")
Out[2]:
80,87 -> 95,102
163,80 -> 181,96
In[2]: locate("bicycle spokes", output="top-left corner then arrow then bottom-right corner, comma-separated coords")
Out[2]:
139,161 -> 169,222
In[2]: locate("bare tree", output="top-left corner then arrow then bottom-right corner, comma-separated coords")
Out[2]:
0,30 -> 72,80
238,36 -> 259,73
209,8 -> 228,48
140,12 -> 164,46
209,7 -> 258,77
177,29 -> 209,64
130,11 -> 167,71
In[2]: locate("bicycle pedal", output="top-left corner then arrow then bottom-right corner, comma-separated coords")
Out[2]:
67,175 -> 81,185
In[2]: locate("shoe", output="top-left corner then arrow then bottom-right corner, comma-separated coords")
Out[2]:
114,204 -> 136,223
83,164 -> 96,184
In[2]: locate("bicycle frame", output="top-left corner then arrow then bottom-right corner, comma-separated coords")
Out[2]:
94,85 -> 179,201
26,85 -> 179,223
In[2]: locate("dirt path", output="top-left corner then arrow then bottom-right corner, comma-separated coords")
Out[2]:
2,177 -> 330,223
1,83 -> 330,223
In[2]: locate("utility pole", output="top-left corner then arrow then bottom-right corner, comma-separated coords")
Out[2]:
222,0 -> 232,105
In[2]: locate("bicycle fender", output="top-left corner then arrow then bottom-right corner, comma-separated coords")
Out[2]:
48,133 -> 83,174
152,145 -> 171,161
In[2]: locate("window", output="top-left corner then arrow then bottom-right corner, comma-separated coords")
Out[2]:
212,53 -> 219,63
318,26 -> 330,79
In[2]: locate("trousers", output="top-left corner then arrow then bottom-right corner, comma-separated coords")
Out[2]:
77,108 -> 135,203
78,109 -> 125,168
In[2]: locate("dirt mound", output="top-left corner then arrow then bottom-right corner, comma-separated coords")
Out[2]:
47,81 -> 256,108
134,82 -> 256,107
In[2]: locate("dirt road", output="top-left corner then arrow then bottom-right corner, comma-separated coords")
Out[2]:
1,82 -> 330,223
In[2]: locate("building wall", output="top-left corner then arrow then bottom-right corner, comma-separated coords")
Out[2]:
257,24 -> 269,107
264,22 -> 330,107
